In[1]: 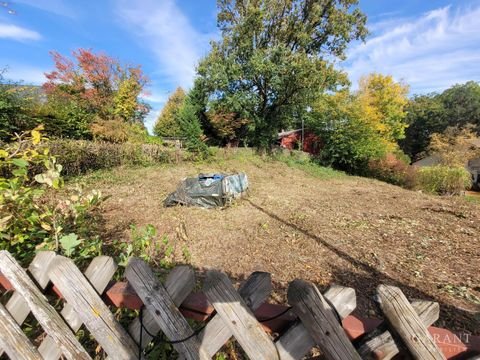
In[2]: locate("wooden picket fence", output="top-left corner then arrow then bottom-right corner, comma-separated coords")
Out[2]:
0,249 -> 479,360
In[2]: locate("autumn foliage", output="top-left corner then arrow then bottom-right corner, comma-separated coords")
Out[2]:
207,110 -> 249,146
42,49 -> 150,141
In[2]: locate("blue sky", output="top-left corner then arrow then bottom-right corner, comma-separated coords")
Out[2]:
1,0 -> 480,132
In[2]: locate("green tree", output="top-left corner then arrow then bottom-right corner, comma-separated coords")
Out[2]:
177,97 -> 208,156
400,81 -> 480,160
153,87 -> 186,137
197,0 -> 367,149
0,70 -> 40,140
400,94 -> 446,159
308,91 -> 387,173
439,81 -> 480,130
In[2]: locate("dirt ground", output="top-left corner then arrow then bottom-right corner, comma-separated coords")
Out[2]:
80,153 -> 480,335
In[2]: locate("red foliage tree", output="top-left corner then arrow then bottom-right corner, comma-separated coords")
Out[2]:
43,49 -> 149,123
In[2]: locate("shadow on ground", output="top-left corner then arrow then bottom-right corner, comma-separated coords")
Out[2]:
245,199 -> 480,335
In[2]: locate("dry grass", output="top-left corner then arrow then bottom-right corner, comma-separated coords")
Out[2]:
76,150 -> 480,334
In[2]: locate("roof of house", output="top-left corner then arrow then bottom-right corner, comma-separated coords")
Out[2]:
412,155 -> 442,167
278,129 -> 301,138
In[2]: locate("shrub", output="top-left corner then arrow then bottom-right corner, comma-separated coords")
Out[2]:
47,140 -> 184,176
0,127 -> 105,265
368,153 -> 417,188
416,165 -> 472,195
90,118 -> 151,144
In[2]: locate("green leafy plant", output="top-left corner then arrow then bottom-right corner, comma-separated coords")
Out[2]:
0,127 -> 106,265
115,224 -> 174,270
60,233 -> 81,256
416,165 -> 472,195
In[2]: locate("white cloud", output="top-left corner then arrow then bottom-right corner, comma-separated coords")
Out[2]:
144,108 -> 162,134
140,90 -> 168,105
116,0 -> 214,89
343,5 -> 480,94
0,23 -> 41,41
1,63 -> 46,85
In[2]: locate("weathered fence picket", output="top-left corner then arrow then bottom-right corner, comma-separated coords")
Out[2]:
48,256 -> 139,360
128,265 -> 195,349
0,251 -> 56,357
276,285 -> 356,360
0,250 -> 478,360
0,251 -> 91,360
287,279 -> 362,360
126,257 -> 209,360
204,270 -> 279,360
0,302 -> 43,360
357,300 -> 440,359
197,271 -> 272,358
377,285 -> 446,360
39,256 -> 118,360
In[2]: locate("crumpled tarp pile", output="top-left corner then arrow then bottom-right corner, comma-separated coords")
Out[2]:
164,173 -> 248,208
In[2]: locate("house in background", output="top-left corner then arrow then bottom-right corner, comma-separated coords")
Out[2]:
277,129 -> 321,155
412,138 -> 480,189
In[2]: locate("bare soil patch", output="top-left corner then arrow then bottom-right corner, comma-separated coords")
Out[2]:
79,154 -> 480,334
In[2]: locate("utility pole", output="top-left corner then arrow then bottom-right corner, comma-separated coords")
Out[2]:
301,117 -> 304,152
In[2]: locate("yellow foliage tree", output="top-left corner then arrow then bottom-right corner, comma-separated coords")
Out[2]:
357,73 -> 409,150
428,125 -> 480,167
113,75 -> 143,122
153,87 -> 186,137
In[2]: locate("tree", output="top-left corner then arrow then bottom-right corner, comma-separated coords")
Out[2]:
0,69 -> 41,140
43,49 -> 150,139
428,125 -> 480,167
207,110 -> 249,146
356,73 -> 409,149
439,81 -> 480,131
400,94 -> 446,159
197,0 -> 367,149
308,90 -> 387,173
400,81 -> 480,160
153,87 -> 186,137
177,97 -> 208,157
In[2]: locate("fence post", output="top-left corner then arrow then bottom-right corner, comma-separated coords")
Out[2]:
287,279 -> 361,360
377,285 -> 446,360
126,257 -> 209,360
357,300 -> 440,359
203,270 -> 279,360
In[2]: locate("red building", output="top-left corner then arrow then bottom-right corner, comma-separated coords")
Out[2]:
278,129 -> 321,155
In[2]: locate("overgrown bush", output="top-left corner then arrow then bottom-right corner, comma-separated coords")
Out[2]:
0,127 -> 106,265
367,153 -> 417,188
90,118 -> 150,143
416,165 -> 472,195
48,140 -> 185,176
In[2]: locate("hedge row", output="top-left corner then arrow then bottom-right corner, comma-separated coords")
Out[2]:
47,140 -> 188,177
